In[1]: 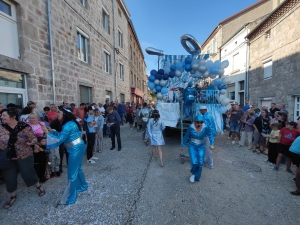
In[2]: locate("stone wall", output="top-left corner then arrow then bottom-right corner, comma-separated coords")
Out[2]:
11,0 -> 131,109
248,3 -> 300,119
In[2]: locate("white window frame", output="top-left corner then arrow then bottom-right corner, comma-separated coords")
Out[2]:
207,46 -> 210,54
104,49 -> 111,74
0,0 -> 16,20
213,38 -> 217,53
76,27 -> 89,63
232,53 -> 239,71
262,57 -> 272,80
102,6 -> 110,34
294,96 -> 300,121
78,0 -> 85,7
119,62 -> 124,81
118,28 -> 123,48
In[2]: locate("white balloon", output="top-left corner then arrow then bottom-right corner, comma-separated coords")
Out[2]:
221,60 -> 229,69
175,70 -> 182,77
154,79 -> 160,85
221,76 -> 231,85
192,63 -> 199,71
156,92 -> 163,100
221,97 -> 230,106
198,59 -> 206,66
219,105 -> 227,114
198,65 -> 206,73
203,71 -> 210,78
159,80 -> 167,86
192,58 -> 198,65
220,89 -> 226,95
218,68 -> 225,76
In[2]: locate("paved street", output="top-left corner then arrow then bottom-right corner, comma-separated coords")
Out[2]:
0,125 -> 299,225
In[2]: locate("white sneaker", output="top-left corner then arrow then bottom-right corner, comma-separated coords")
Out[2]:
227,137 -> 231,140
189,175 -> 195,183
87,159 -> 96,164
91,156 -> 98,160
232,141 -> 235,145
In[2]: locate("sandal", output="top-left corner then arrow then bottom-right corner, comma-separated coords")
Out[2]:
36,185 -> 45,197
4,196 -> 17,209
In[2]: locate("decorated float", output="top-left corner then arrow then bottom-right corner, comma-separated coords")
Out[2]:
146,34 -> 231,137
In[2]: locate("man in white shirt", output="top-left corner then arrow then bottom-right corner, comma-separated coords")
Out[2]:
98,103 -> 105,114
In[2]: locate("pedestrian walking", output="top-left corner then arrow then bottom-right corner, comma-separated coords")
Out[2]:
106,106 -> 122,151
117,102 -> 125,125
126,106 -> 134,130
146,110 -> 165,167
42,108 -> 88,205
85,106 -> 98,163
289,136 -> 300,195
139,102 -> 151,143
93,108 -> 104,153
181,115 -> 214,183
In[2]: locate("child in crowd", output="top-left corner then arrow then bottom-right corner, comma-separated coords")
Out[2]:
262,123 -> 281,165
34,137 -> 48,183
274,121 -> 300,173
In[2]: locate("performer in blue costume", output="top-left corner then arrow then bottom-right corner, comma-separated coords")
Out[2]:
181,115 -> 215,183
183,82 -> 196,118
200,105 -> 217,169
42,107 -> 88,204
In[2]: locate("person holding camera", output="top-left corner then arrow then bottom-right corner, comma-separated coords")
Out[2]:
252,109 -> 270,154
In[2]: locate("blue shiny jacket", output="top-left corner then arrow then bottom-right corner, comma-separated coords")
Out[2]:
182,123 -> 214,148
183,87 -> 196,103
203,112 -> 217,137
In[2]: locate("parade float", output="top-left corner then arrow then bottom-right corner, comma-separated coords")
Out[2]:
145,34 -> 231,138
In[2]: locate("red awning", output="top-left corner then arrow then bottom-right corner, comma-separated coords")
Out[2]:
131,88 -> 144,97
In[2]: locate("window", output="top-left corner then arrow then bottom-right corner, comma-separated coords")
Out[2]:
239,92 -> 244,107
78,0 -> 85,7
118,8 -> 122,17
207,46 -> 210,54
104,50 -> 111,74
77,28 -> 89,62
0,69 -> 24,88
80,85 -> 92,103
0,0 -> 11,16
131,72 -> 133,86
233,53 -> 239,71
294,96 -> 300,121
239,81 -> 244,91
130,46 -> 132,60
102,7 -> 110,34
119,62 -> 124,80
134,75 -> 136,87
229,91 -> 235,100
213,38 -> 216,53
120,93 -> 125,103
263,58 -> 272,79
0,0 -> 18,58
118,29 -> 123,48
133,52 -> 136,64
105,90 -> 112,102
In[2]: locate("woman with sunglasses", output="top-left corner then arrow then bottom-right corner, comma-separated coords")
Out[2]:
181,115 -> 214,183
42,107 -> 88,205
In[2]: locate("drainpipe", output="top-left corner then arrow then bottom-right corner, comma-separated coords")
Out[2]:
47,0 -> 56,104
112,0 -> 117,101
245,38 -> 250,103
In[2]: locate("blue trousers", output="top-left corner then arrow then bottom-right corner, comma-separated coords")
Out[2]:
185,102 -> 194,117
188,143 -> 205,181
118,113 -> 124,125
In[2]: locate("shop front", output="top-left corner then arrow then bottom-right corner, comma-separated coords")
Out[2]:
131,87 -> 144,105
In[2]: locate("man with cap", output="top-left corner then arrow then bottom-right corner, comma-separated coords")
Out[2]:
181,115 -> 214,183
183,82 -> 196,118
200,105 -> 217,169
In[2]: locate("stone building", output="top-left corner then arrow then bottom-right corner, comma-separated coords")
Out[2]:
201,0 -> 275,105
246,0 -> 300,121
128,19 -> 149,104
0,0 -> 146,109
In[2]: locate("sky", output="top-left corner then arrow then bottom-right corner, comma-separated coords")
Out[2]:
125,0 -> 260,75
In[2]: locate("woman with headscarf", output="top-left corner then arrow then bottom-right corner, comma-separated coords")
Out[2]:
42,107 -> 88,205
181,115 -> 214,183
0,108 -> 45,209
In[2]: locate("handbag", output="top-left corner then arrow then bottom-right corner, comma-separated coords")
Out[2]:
0,148 -> 14,169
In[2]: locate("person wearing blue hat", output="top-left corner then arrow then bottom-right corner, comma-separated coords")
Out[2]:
181,115 -> 215,183
200,105 -> 217,169
183,82 -> 196,118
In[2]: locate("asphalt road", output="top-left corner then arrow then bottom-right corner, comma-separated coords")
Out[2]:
0,125 -> 299,225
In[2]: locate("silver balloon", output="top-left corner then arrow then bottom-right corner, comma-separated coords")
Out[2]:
221,76 -> 231,85
220,89 -> 226,95
192,58 -> 198,65
175,70 -> 182,77
210,74 -> 217,79
190,69 -> 196,74
203,70 -> 210,78
218,68 -> 225,76
221,97 -> 230,106
159,80 -> 167,86
198,65 -> 206,73
198,59 -> 206,66
180,34 -> 202,56
221,60 -> 229,69
154,79 -> 160,85
156,92 -> 163,100
192,63 -> 199,71
145,47 -> 165,56
195,71 -> 202,78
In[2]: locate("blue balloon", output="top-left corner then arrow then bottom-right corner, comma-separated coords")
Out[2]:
182,62 -> 186,68
185,64 -> 192,72
169,71 -> 175,78
222,85 -> 227,89
210,66 -> 218,75
155,73 -> 162,80
150,70 -> 157,76
213,78 -> 222,86
205,60 -> 213,70
170,65 -> 176,71
176,62 -> 183,70
158,69 -> 164,75
148,75 -> 155,82
217,84 -> 223,90
156,86 -> 162,92
152,88 -> 157,93
213,60 -> 221,68
163,73 -> 169,80
185,57 -> 192,64
161,87 -> 168,94
148,82 -> 155,89
219,105 -> 227,114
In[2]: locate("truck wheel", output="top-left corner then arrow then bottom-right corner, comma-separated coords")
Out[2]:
164,126 -> 172,137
